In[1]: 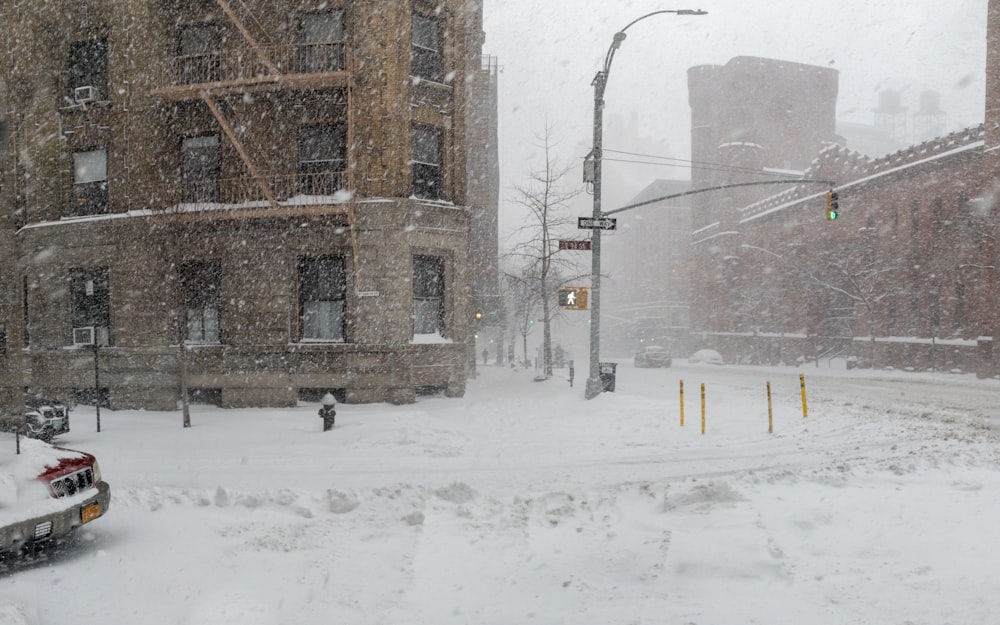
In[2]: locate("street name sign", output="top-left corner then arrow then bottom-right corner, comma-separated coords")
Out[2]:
559,240 -> 592,251
577,217 -> 617,230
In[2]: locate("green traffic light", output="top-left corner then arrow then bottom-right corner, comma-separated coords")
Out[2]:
827,210 -> 839,220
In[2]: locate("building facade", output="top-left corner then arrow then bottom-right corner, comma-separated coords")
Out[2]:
0,0 -> 495,411
688,13 -> 1000,374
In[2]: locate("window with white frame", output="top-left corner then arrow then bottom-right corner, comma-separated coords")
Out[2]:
71,148 -> 108,216
70,267 -> 110,346
178,22 -> 221,84
299,256 -> 346,341
298,11 -> 345,73
411,14 -> 443,82
181,135 -> 221,203
298,124 -> 347,195
413,255 -> 444,335
181,261 -> 220,344
68,38 -> 108,102
412,125 -> 442,199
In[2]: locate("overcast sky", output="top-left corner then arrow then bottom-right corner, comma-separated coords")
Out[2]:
482,0 -> 988,243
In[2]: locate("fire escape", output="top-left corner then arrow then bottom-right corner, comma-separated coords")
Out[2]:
149,0 -> 361,277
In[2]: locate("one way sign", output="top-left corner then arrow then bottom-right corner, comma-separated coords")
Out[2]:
578,217 -> 617,230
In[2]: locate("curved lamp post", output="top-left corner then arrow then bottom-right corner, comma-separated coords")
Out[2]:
584,8 -> 707,399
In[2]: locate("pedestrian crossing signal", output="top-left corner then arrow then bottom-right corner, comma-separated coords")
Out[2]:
558,287 -> 588,310
825,190 -> 840,221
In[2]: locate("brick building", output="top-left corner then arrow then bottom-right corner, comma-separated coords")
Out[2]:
0,0 -> 497,412
688,6 -> 1000,374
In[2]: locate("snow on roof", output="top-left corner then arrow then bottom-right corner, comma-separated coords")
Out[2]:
739,125 -> 985,224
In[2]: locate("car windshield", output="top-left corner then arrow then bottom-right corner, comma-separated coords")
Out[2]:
1,1 -> 997,623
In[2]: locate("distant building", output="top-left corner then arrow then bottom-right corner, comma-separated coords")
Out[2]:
603,179 -> 691,357
686,9 -> 1000,374
0,0 -> 497,412
686,56 -> 840,344
687,56 -> 840,233
466,55 -> 503,365
836,121 -> 905,159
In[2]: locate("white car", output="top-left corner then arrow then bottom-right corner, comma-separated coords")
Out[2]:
689,349 -> 724,365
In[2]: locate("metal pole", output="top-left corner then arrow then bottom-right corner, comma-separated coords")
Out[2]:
584,70 -> 606,399
93,345 -> 101,432
583,8 -> 706,399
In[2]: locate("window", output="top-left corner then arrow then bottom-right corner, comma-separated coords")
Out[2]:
298,11 -> 345,73
68,38 -> 108,102
181,135 -> 220,202
70,267 -> 110,346
298,124 -> 347,195
412,125 -> 442,199
178,23 -> 221,84
72,148 -> 108,216
181,262 -> 220,344
411,14 -> 443,82
413,255 -> 444,335
299,257 -> 346,341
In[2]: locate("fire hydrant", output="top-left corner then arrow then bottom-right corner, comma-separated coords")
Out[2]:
318,393 -> 336,431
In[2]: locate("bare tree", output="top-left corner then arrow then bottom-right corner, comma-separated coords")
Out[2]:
501,269 -> 540,366
796,228 -> 903,366
505,125 -> 582,378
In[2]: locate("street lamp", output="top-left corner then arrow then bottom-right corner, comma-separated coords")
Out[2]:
584,8 -> 707,399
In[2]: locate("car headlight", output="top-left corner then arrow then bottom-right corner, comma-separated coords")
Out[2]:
92,460 -> 102,484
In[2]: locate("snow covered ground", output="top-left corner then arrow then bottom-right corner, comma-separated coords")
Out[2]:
2,360 -> 998,624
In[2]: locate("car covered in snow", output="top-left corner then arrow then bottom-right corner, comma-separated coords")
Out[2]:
0,397 -> 71,443
633,345 -> 673,368
1,431 -> 110,557
689,349 -> 724,365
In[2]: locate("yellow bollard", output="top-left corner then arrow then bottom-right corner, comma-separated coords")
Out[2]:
799,373 -> 808,419
767,381 -> 773,434
700,383 -> 706,434
679,380 -> 685,427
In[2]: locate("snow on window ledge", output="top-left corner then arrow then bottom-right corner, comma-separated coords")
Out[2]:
410,332 -> 453,344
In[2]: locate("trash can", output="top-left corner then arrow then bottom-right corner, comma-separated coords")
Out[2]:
599,362 -> 617,392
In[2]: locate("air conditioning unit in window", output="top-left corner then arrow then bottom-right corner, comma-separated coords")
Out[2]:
73,326 -> 95,346
73,85 -> 98,104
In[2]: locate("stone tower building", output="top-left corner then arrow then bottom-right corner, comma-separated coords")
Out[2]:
0,0 -> 493,411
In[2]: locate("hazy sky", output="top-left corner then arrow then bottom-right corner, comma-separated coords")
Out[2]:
482,0 -> 988,243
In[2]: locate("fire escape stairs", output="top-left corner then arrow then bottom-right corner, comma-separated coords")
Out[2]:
203,0 -> 362,283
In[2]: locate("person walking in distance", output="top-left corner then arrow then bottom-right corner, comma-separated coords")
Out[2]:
482,348 -> 489,365
319,393 -> 336,431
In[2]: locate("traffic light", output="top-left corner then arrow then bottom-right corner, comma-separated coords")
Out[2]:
825,190 -> 840,221
557,287 -> 589,310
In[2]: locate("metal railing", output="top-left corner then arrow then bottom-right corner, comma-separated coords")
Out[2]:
168,171 -> 347,209
161,42 -> 349,88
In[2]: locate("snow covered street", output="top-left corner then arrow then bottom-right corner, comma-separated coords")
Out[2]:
2,362 -> 999,624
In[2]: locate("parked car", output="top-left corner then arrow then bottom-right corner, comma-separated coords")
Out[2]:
0,398 -> 70,443
1,431 -> 111,558
634,345 -> 672,368
689,349 -> 724,365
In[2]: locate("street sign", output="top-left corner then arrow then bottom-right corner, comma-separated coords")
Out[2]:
557,287 -> 589,310
577,217 -> 617,230
559,240 -> 592,251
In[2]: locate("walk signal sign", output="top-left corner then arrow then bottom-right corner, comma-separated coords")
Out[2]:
825,190 -> 840,221
558,287 -> 588,310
